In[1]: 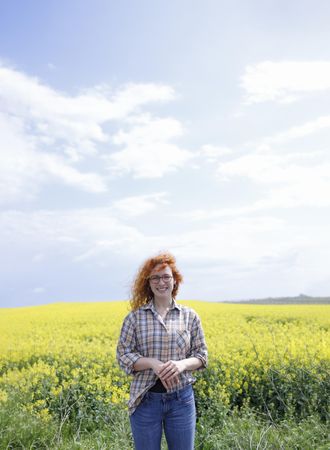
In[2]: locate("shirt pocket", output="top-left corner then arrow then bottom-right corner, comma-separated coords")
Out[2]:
175,329 -> 191,358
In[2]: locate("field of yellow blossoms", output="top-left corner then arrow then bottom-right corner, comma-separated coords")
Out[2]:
0,301 -> 329,440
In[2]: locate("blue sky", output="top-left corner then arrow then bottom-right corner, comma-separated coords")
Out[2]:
1,1 -> 330,307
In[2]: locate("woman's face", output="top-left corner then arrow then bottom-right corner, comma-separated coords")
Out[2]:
148,264 -> 175,300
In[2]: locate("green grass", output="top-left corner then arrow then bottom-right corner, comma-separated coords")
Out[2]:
1,392 -> 329,450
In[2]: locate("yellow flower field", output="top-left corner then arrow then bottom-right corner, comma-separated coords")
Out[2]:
0,301 -> 329,425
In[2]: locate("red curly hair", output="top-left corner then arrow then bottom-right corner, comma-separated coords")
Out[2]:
130,252 -> 183,311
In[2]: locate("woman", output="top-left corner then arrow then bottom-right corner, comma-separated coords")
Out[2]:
116,252 -> 208,450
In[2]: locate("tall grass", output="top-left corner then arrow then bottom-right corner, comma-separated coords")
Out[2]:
1,390 -> 329,449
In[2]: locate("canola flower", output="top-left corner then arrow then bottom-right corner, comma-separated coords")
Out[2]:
0,301 -> 329,423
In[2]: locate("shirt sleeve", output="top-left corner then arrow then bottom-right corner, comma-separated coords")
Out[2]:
116,312 -> 142,375
188,312 -> 208,369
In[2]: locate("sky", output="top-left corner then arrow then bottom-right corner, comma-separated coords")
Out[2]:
1,0 -> 330,307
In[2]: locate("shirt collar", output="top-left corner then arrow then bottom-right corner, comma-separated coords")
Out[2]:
141,298 -> 181,311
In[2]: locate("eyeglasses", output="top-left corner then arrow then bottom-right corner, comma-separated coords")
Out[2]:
149,274 -> 173,284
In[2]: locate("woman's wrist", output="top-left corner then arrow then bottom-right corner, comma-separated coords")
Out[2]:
148,358 -> 160,371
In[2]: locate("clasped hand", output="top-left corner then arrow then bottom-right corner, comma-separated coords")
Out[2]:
153,359 -> 186,390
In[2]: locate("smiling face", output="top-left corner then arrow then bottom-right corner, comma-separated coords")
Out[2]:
148,264 -> 175,302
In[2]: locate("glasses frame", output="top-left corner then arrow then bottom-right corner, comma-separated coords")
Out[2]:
148,274 -> 173,284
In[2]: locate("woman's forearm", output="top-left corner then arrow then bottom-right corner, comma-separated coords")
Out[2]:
133,357 -> 161,372
180,357 -> 203,371
133,356 -> 203,374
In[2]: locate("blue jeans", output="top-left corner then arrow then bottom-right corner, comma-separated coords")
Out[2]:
130,384 -> 196,450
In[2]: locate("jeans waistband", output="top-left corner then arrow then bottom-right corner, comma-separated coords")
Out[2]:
145,383 -> 193,401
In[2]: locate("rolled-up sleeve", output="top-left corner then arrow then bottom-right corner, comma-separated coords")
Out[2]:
189,313 -> 208,368
116,312 -> 142,375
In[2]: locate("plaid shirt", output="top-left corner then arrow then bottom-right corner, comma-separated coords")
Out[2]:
116,299 -> 208,415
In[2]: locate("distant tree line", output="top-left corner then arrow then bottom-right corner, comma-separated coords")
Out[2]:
224,294 -> 330,304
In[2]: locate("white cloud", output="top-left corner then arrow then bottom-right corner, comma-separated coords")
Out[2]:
241,61 -> 330,103
265,115 -> 330,145
0,207 -> 180,271
0,112 -> 107,204
2,206 -> 329,302
171,217 -> 288,266
41,154 -> 107,193
0,65 -> 176,155
0,64 -> 180,203
172,206 -> 256,221
108,115 -> 193,178
0,208 -> 144,256
218,151 -> 291,184
200,144 -> 232,162
0,113 -> 40,203
113,192 -> 169,217
217,148 -> 330,208
178,168 -> 330,221
110,83 -> 176,118
179,123 -> 330,220
0,207 -> 293,268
